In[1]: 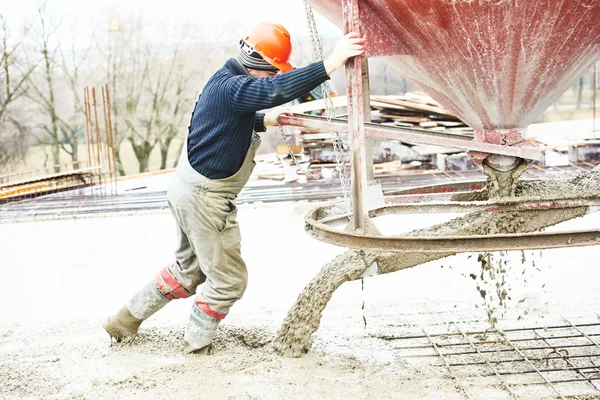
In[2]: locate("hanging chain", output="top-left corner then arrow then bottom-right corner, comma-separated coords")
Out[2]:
277,123 -> 320,179
302,0 -> 353,217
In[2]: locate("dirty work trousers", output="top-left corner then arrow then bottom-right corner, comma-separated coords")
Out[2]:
162,135 -> 260,318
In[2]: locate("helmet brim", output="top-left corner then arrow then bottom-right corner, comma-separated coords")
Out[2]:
269,59 -> 294,73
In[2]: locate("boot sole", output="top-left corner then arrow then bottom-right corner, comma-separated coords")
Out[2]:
103,306 -> 142,344
183,341 -> 214,355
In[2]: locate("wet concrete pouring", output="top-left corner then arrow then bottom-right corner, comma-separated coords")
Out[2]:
2,168 -> 600,399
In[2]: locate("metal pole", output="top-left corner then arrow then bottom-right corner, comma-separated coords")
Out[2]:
92,88 -> 103,192
594,62 -> 597,138
85,88 -> 96,167
343,0 -> 369,232
83,88 -> 93,170
101,86 -> 113,195
84,87 -> 98,190
362,58 -> 374,182
105,84 -> 117,194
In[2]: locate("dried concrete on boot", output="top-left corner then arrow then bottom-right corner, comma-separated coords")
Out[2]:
102,306 -> 143,343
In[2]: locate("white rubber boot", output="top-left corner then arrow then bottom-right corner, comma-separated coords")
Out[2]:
183,304 -> 221,354
103,282 -> 170,343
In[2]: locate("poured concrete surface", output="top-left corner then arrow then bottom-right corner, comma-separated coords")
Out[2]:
1,203 -> 600,399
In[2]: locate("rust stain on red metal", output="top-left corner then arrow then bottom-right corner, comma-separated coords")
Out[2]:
405,186 -> 462,195
309,0 -> 600,136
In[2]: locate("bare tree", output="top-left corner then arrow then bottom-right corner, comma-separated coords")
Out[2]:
113,23 -> 154,173
131,35 -> 199,173
95,18 -> 167,174
98,19 -> 127,175
26,5 -> 62,172
0,14 -> 37,172
0,16 -> 35,119
155,52 -> 192,170
0,112 -> 30,174
56,32 -> 94,170
103,20 -> 207,173
25,5 -> 92,172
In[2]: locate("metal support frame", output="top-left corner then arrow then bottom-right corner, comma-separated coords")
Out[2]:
278,114 -> 542,161
343,0 -> 369,231
362,58 -> 374,182
305,201 -> 600,253
594,62 -> 598,138
276,1 -> 590,256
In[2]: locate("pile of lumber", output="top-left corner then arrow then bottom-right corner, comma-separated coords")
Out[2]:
255,92 -> 475,182
295,92 -> 471,166
370,92 -> 472,135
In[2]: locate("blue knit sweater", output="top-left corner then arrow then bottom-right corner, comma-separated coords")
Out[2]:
187,58 -> 330,179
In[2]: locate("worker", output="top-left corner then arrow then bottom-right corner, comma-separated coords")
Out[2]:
103,22 -> 365,354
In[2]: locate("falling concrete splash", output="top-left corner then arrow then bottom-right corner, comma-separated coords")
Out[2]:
272,169 -> 599,357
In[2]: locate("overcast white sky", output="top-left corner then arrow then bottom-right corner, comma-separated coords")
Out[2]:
2,0 -> 341,49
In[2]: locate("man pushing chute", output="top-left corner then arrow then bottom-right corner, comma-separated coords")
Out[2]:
103,22 -> 366,354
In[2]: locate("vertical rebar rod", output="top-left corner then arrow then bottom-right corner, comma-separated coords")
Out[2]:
495,328 -> 567,400
105,83 -> 117,195
83,88 -> 93,170
101,85 -> 114,195
421,326 -> 473,400
451,323 -> 521,399
533,328 -> 600,392
84,87 -> 97,189
91,88 -> 103,193
101,86 -> 109,194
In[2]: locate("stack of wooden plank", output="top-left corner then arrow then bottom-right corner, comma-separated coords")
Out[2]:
295,92 -> 472,166
370,93 -> 472,136
254,92 -> 475,182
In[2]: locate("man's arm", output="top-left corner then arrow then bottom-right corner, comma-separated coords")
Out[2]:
229,33 -> 366,114
228,62 -> 329,114
254,112 -> 266,132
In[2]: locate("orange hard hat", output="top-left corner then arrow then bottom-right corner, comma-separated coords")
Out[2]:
243,23 -> 293,72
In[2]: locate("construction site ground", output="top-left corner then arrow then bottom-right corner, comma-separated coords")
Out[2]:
2,198 -> 600,399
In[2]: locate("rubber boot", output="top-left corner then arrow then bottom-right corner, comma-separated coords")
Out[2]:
103,282 -> 170,343
183,303 -> 221,354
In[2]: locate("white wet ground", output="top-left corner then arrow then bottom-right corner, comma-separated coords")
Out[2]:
1,200 -> 600,399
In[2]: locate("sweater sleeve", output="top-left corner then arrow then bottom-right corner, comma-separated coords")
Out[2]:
228,61 -> 329,114
254,112 -> 266,132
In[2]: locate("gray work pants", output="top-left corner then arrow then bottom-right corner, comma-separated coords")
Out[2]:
165,135 -> 260,317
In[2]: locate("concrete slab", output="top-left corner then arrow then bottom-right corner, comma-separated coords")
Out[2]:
1,202 -> 600,398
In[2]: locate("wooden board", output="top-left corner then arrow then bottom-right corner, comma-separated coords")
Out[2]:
300,132 -> 335,140
405,92 -> 441,106
411,144 -> 461,156
436,121 -> 464,127
370,101 -> 411,111
393,121 -> 415,127
257,174 -> 285,181
289,95 -> 348,113
276,144 -> 303,155
371,95 -> 456,117
379,114 -> 430,123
